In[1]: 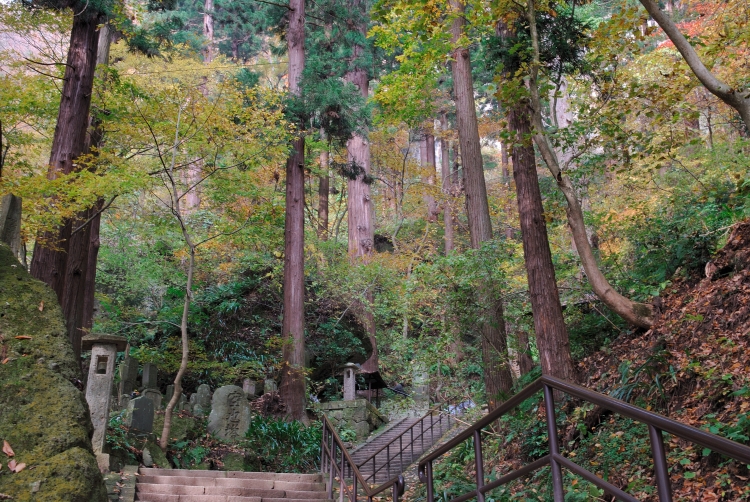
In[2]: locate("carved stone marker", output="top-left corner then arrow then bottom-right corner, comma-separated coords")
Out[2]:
264,379 -> 278,393
191,383 -> 211,416
127,396 -> 154,433
242,378 -> 261,398
142,362 -> 158,390
0,194 -> 22,260
207,385 -> 251,440
343,363 -> 358,401
82,333 -> 128,472
118,355 -> 139,399
142,388 -> 163,410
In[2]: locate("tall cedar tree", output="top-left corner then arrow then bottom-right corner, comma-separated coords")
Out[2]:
345,0 -> 378,373
279,0 -> 307,420
29,1 -> 105,362
449,0 -> 513,408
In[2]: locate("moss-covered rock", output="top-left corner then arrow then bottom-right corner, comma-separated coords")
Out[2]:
0,244 -> 107,501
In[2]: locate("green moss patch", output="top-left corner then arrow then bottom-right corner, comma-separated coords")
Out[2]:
0,244 -> 106,501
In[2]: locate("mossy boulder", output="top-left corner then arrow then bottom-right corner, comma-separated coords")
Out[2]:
0,244 -> 107,501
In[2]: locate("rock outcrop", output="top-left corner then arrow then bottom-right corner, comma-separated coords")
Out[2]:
0,244 -> 107,501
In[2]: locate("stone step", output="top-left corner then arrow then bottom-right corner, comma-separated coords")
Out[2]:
140,468 -> 322,482
136,496 -> 332,502
138,475 -> 324,492
137,484 -> 278,497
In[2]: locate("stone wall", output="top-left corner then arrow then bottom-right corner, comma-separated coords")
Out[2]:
319,399 -> 386,440
0,244 -> 107,501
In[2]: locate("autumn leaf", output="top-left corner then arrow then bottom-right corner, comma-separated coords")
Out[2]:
38,301 -> 44,312
1,358 -> 8,365
14,336 -> 32,340
11,462 -> 26,473
2,440 -> 14,457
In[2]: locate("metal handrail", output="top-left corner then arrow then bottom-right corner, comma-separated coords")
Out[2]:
356,405 -> 453,483
321,415 -> 405,502
418,375 -> 750,502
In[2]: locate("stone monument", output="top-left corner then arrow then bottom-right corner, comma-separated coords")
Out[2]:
192,383 -> 212,416
343,362 -> 358,401
126,396 -> 154,433
242,378 -> 263,398
142,388 -> 163,410
264,378 -> 278,393
142,362 -> 158,390
118,354 -> 138,399
207,385 -> 251,440
82,333 -> 128,472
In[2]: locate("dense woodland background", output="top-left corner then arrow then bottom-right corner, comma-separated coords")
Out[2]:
1,0 -> 749,497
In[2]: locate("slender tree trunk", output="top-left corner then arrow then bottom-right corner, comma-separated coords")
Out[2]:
345,1 -> 378,374
508,103 -> 576,381
318,129 -> 329,241
203,0 -> 215,63
516,330 -> 534,376
450,0 -> 513,406
160,102 -> 195,450
524,1 -> 653,328
440,114 -> 454,254
421,131 -> 439,222
30,9 -> 101,362
279,0 -> 307,420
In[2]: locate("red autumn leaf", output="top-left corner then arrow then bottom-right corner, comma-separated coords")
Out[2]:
14,336 -> 32,340
2,440 -> 14,457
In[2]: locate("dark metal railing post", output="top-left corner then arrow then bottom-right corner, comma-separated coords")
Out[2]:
392,480 -> 399,502
473,430 -> 486,502
421,418 -> 425,451
353,474 -> 357,502
340,445 -> 346,502
410,426 -> 414,461
372,456 -> 376,483
649,425 -> 674,502
426,461 -> 435,502
387,444 -> 391,480
543,383 -> 565,502
431,412 -> 434,444
399,434 -> 403,472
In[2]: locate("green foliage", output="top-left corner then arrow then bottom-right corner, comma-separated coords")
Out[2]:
105,412 -> 138,464
244,416 -> 322,473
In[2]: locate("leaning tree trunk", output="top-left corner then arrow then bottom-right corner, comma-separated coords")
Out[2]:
30,8 -> 101,362
524,0 -> 653,328
450,0 -> 514,407
279,0 -> 307,421
508,103 -> 576,382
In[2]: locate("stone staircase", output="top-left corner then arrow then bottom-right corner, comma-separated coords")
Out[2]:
349,413 -> 454,485
135,468 -> 331,502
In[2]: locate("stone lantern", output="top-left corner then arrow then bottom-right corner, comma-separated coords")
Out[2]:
82,333 -> 128,472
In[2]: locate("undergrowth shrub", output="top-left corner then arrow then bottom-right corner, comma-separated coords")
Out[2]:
244,416 -> 321,473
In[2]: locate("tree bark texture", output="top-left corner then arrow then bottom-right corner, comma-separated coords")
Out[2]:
345,0 -> 378,374
279,0 -> 307,421
420,131 -> 439,222
440,114 -> 454,254
523,0 -> 653,329
516,330 -> 535,377
318,130 -> 329,240
203,0 -> 215,63
30,9 -> 101,361
450,0 -> 513,405
508,103 -> 576,382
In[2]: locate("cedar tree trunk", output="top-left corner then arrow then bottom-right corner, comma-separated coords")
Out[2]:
279,0 -> 307,420
508,103 -> 575,382
30,8 -> 101,361
450,0 -> 513,406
